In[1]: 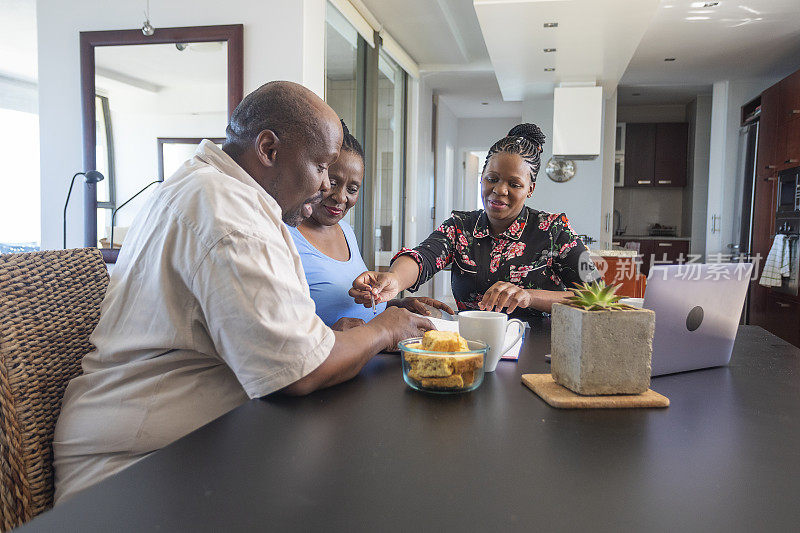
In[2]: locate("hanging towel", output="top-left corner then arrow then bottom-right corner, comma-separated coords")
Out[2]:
759,234 -> 789,287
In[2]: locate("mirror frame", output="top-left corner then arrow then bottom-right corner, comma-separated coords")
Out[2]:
79,24 -> 243,262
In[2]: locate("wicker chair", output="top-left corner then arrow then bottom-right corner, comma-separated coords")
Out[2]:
0,249 -> 108,531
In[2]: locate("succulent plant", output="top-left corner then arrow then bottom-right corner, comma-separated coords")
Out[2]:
565,280 -> 629,311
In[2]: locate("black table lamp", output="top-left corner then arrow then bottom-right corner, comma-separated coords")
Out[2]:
63,170 -> 104,249
109,180 -> 162,250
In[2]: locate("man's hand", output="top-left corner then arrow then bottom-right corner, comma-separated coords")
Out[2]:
479,282 -> 532,314
350,271 -> 402,306
331,317 -> 366,331
369,306 -> 434,352
388,296 -> 455,317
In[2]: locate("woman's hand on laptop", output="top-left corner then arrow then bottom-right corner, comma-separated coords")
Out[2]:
388,297 -> 455,317
350,271 -> 401,306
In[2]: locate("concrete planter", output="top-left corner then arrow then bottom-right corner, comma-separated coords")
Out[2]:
550,303 -> 655,395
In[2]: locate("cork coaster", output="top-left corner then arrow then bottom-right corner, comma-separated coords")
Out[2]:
521,374 -> 669,409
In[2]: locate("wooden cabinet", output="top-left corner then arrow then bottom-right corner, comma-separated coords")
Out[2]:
762,292 -> 800,347
748,66 -> 800,346
616,238 -> 690,276
784,118 -> 800,167
624,123 -> 655,187
654,123 -> 689,187
623,123 -> 688,187
779,70 -> 800,124
756,85 -> 781,179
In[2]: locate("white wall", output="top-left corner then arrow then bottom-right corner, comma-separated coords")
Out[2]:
521,95 -> 606,241
454,116 -> 521,212
37,0 -> 325,249
432,97 -> 458,302
687,95 -> 712,258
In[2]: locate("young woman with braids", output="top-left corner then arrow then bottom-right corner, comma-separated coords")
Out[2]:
350,123 -> 601,323
288,120 -> 454,330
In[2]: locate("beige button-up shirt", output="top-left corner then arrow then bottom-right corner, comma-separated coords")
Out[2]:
53,140 -> 334,503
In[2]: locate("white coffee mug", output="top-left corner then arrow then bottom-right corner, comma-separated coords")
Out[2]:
458,311 -> 525,372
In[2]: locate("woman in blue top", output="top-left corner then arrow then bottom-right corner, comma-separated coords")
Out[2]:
288,120 -> 453,330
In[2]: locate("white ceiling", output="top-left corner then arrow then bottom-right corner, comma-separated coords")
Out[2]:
95,42 -> 227,90
429,70 -> 522,118
0,0 -> 37,82
617,84 -> 712,106
359,0 -> 490,67
474,0 -> 661,101
621,0 -> 800,88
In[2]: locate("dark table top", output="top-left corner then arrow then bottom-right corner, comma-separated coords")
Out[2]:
24,325 -> 800,532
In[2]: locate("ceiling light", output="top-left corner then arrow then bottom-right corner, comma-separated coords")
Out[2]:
544,67 -> 555,72
543,48 -> 556,53
663,4 -> 674,7
691,1 -> 718,6
689,10 -> 713,13
686,16 -> 710,20
543,22 -> 558,28
664,57 -> 676,61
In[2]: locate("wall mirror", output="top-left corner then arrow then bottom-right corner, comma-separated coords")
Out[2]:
80,25 -> 243,262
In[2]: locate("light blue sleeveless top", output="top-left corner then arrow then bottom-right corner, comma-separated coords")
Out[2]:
288,221 -> 386,327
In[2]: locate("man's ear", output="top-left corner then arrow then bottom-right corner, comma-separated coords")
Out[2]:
254,130 -> 279,168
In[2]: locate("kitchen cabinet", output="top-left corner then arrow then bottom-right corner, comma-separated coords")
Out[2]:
779,69 -> 800,124
747,66 -> 800,346
653,123 -> 688,187
784,118 -> 800,167
623,124 -> 655,187
622,123 -> 688,187
762,292 -> 800,347
615,238 -> 689,276
756,85 -> 780,179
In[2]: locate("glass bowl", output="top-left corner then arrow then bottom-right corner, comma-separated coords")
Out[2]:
398,337 -> 488,394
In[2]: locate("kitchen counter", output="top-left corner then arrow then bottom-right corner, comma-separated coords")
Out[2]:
589,249 -> 638,258
613,235 -> 691,241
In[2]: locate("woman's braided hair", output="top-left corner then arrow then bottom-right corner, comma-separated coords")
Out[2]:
482,123 -> 546,183
340,119 -> 364,162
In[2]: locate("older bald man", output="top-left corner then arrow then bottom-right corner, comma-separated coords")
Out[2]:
53,81 -> 432,502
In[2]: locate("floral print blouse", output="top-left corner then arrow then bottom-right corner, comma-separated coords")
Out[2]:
392,207 -> 601,322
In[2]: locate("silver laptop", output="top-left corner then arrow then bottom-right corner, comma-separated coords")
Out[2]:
644,263 -> 753,376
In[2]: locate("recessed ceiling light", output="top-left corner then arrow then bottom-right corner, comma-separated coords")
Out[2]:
686,16 -> 710,20
544,48 -> 556,53
543,22 -> 558,28
544,67 -> 555,71
664,57 -> 677,61
688,10 -> 713,13
481,102 -> 489,105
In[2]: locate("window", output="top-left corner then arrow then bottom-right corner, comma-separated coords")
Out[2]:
324,2 -> 410,269
325,3 -> 366,234
374,51 -> 406,270
0,108 -> 40,250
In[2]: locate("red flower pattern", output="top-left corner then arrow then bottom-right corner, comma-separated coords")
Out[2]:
391,208 -> 600,312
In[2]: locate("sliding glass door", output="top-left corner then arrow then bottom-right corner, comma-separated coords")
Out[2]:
324,2 -> 408,269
